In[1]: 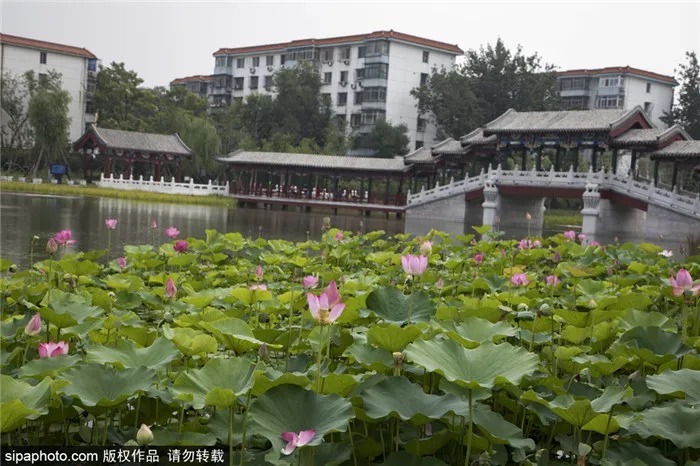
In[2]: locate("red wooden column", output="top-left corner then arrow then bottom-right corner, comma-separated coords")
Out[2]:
104,155 -> 111,178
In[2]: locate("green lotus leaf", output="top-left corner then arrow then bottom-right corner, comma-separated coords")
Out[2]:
172,357 -> 255,409
618,309 -> 675,331
633,402 -> 700,448
85,337 -> 180,370
59,364 -> 156,407
152,430 -> 218,446
319,373 -> 362,396
0,376 -> 52,432
581,413 -> 620,434
646,369 -> 700,401
522,392 -> 597,428
230,287 -> 272,306
374,452 -> 449,466
1,315 -> 33,340
103,274 -> 145,292
603,441 -> 675,466
472,404 -> 536,450
404,428 -> 456,456
344,342 -> 394,371
444,317 -> 517,348
59,258 -> 102,277
199,317 -> 280,353
250,384 -> 354,459
39,289 -> 103,328
570,354 -> 630,377
405,339 -> 539,390
367,323 -> 423,352
0,258 -> 14,272
365,287 -> 436,323
18,354 -> 82,379
610,327 -> 691,365
360,377 -> 466,424
591,385 -> 634,413
168,253 -> 197,267
163,327 -> 218,357
206,409 -> 247,445
252,370 -> 311,397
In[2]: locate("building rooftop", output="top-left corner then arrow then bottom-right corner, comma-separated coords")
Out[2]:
611,125 -> 690,145
217,150 -> 410,172
460,128 -> 497,147
557,66 -> 677,85
0,33 -> 97,59
649,140 -> 700,159
74,125 -> 193,157
214,30 -> 463,56
170,75 -> 212,86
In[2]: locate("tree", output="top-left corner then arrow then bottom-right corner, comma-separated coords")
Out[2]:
28,75 -> 71,177
92,62 -> 155,131
411,38 -> 559,139
1,72 -> 32,151
364,120 -> 410,157
662,51 -> 700,138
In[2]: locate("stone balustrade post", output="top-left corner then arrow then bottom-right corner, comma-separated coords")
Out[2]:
481,178 -> 500,237
580,182 -> 601,245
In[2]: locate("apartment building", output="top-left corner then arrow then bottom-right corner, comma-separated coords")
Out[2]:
557,66 -> 677,127
210,30 -> 463,154
170,75 -> 212,99
0,33 -> 98,143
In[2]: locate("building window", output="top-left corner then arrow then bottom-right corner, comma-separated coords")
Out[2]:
264,76 -> 273,90
335,114 -> 347,128
40,52 -> 47,64
561,96 -> 589,109
354,91 -> 363,105
337,92 -> 348,106
596,95 -> 623,108
351,113 -> 362,127
321,93 -> 332,106
87,59 -> 97,72
226,56 -> 234,67
358,46 -> 366,59
234,77 -> 244,90
559,77 -> 587,90
363,87 -> 387,102
340,71 -> 348,82
323,49 -> 334,61
266,55 -> 274,66
356,68 -> 365,80
364,63 -> 389,79
599,76 -> 621,87
252,57 -> 260,67
644,101 -> 653,113
415,140 -> 424,150
341,48 -> 351,60
646,82 -> 651,93
422,51 -> 429,63
323,72 -> 332,84
420,73 -> 429,87
365,40 -> 389,57
233,97 -> 243,103
236,58 -> 245,69
280,54 -> 286,65
249,76 -> 259,89
417,117 -> 426,132
361,110 -> 385,125
215,56 -> 225,67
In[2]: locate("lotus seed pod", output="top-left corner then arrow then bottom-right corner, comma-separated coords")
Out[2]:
136,424 -> 153,446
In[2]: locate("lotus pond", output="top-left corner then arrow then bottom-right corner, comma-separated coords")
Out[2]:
1,225 -> 699,466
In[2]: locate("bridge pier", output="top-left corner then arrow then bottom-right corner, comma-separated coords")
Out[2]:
404,190 -> 466,236
580,183 -> 601,245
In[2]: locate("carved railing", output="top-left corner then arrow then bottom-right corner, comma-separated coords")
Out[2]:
96,173 -> 229,196
407,165 -> 700,219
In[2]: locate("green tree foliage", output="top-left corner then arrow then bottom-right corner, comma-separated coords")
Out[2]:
662,51 -> 700,138
411,38 -> 559,139
28,74 -> 71,177
92,62 -> 155,131
364,120 -> 410,158
1,72 -> 32,151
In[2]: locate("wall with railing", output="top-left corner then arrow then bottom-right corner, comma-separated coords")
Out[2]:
96,174 -> 229,196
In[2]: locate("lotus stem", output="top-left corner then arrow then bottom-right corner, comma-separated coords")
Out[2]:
134,394 -> 141,429
102,410 -> 110,446
348,421 -> 358,466
228,405 -> 234,466
240,395 -> 252,466
285,290 -> 295,372
464,389 -> 473,466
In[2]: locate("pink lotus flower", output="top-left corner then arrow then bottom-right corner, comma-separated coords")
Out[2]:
590,241 -> 601,247
165,277 -> 177,298
563,231 -> 576,241
38,341 -> 69,358
437,278 -> 444,289
281,429 -> 315,455
117,257 -> 127,268
104,218 -> 118,230
307,280 -> 345,324
25,313 -> 42,336
165,227 -> 180,239
474,253 -> 484,265
53,230 -> 76,246
302,275 -> 318,289
150,219 -> 158,229
511,273 -> 530,287
173,240 -> 189,253
578,233 -> 586,241
255,265 -> 263,280
46,237 -> 58,255
250,283 -> 267,291
335,231 -> 344,241
553,250 -> 561,263
420,241 -> 433,256
546,275 -> 561,287
401,254 -> 428,276
670,269 -> 700,297
518,239 -> 541,250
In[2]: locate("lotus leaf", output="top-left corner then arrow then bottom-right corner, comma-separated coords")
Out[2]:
374,452 -> 449,466
163,327 -> 218,357
40,289 -> 103,328
646,369 -> 700,401
602,441 -> 675,466
365,287 -> 436,323
18,354 -> 81,379
172,357 -> 255,409
610,327 -> 691,365
443,317 -> 517,348
199,317 -> 280,353
252,370 -> 311,397
59,364 -> 157,407
0,376 -> 52,432
472,404 -> 536,450
632,402 -> 700,448
85,337 -> 180,370
367,323 -> 423,352
405,339 -> 540,390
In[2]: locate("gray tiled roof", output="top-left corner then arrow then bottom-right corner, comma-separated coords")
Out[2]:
404,146 -> 433,163
217,150 -> 410,172
432,138 -> 466,153
460,128 -> 497,146
91,127 -> 193,156
649,141 -> 700,159
482,107 -> 650,134
611,124 -> 690,145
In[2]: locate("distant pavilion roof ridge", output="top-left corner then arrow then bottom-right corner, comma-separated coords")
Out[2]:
73,125 -> 193,157
557,66 -> 678,85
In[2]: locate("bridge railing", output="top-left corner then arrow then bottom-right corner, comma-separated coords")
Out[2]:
96,174 -> 229,196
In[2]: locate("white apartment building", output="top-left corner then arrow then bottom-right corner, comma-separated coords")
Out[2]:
0,33 -> 98,144
557,67 -> 677,128
210,30 -> 463,154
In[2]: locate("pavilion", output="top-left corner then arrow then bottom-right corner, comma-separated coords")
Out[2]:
73,125 -> 193,182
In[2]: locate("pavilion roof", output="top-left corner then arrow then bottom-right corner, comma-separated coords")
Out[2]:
649,141 -> 700,160
73,125 -> 193,157
460,128 -> 497,146
432,138 -> 466,154
482,107 -> 652,135
403,146 -> 434,164
216,150 -> 410,173
610,124 -> 690,145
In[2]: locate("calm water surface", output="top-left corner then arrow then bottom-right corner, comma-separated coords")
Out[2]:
0,192 -> 405,269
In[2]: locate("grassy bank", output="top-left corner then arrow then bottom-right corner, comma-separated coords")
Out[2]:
0,181 -> 236,207
543,208 -> 582,230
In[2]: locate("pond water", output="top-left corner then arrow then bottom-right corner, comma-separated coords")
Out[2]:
0,192 -> 405,269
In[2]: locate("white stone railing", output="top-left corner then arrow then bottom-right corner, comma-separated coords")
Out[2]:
96,173 -> 229,196
407,165 -> 700,219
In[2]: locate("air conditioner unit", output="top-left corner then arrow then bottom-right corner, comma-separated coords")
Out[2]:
343,60 -> 350,65
350,83 -> 356,89
326,61 -> 334,66
267,66 -> 274,72
357,81 -> 363,87
339,81 -> 347,87
250,68 -> 256,74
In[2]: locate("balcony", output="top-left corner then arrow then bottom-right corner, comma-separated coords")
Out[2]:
596,85 -> 625,96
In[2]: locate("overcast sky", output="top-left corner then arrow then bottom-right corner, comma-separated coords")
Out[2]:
2,1 -> 699,88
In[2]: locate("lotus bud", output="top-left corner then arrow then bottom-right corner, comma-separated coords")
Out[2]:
255,265 -> 263,280
46,237 -> 58,255
515,310 -> 536,322
419,241 -> 433,256
258,343 -> 268,359
32,235 -> 40,244
628,370 -> 641,382
539,303 -> 551,316
136,424 -> 154,446
517,303 -> 529,312
25,313 -> 42,336
526,212 -> 532,221
392,352 -> 404,366
553,250 -> 561,263
163,311 -> 173,323
165,277 -> 177,299
588,299 -> 597,308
